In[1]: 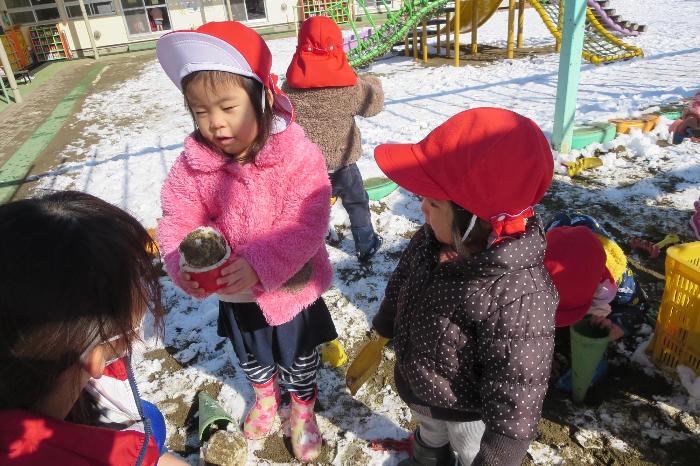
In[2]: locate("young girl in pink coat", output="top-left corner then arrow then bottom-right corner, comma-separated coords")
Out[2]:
156,21 -> 336,462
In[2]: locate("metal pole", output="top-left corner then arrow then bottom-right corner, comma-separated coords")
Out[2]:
445,10 -> 451,58
410,1 -> 416,58
517,0 -> 525,48
552,0 -> 586,153
454,0 -> 460,66
0,43 -> 22,103
224,0 -> 234,20
77,0 -> 99,59
200,0 -> 208,25
421,19 -> 427,62
506,0 -> 515,59
470,0 -> 477,55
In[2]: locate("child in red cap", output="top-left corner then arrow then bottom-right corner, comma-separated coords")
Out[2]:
155,22 -> 337,461
544,214 -> 650,389
365,108 -> 558,466
283,15 -> 384,262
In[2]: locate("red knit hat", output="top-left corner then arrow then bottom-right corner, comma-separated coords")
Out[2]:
156,21 -> 294,133
374,108 -> 553,239
544,226 -> 608,327
285,15 -> 357,89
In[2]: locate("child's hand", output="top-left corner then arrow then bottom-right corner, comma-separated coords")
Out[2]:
589,315 -> 625,341
217,257 -> 259,295
177,270 -> 209,299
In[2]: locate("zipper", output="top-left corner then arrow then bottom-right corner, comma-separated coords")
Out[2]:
126,356 -> 153,466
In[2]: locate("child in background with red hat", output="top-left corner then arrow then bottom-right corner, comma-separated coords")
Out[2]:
364,108 -> 558,466
155,22 -> 337,462
544,213 -> 650,388
284,15 -> 384,262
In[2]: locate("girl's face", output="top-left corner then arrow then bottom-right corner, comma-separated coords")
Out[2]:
420,197 -> 454,245
186,79 -> 259,157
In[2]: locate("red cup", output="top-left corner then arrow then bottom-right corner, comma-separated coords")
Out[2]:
189,266 -> 226,293
181,244 -> 231,294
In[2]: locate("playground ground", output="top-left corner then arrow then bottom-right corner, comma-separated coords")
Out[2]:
2,0 -> 700,464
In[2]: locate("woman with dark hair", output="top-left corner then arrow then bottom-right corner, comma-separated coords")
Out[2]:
0,191 -> 187,466
357,108 -> 559,466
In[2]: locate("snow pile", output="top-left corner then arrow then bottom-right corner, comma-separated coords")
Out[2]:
677,365 -> 700,399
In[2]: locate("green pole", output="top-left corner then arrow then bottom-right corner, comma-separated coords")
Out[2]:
552,0 -> 586,153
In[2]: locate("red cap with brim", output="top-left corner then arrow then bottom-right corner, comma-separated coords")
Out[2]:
375,144 -> 451,201
156,21 -> 294,134
375,107 -> 553,239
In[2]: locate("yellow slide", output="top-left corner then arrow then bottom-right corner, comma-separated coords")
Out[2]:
449,0 -> 504,33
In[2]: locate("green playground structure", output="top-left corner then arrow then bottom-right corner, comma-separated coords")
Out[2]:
304,0 -> 453,68
303,0 -> 642,68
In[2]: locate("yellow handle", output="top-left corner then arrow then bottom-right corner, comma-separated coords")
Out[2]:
654,234 -> 680,249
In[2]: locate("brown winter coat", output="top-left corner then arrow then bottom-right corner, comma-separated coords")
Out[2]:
282,75 -> 384,171
373,219 -> 558,466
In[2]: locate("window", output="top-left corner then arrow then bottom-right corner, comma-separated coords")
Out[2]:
6,0 -> 60,25
64,0 -> 116,18
228,0 -> 267,22
121,0 -> 172,36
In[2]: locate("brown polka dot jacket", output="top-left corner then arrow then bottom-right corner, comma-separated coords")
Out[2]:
373,219 -> 558,465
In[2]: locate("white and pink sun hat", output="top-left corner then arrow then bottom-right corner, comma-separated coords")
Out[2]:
156,21 -> 294,133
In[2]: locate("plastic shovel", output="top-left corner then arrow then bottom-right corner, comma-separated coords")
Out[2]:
346,336 -> 389,395
321,339 -> 348,368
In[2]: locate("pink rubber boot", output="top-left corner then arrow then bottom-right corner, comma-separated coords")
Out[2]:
290,389 -> 322,462
243,376 -> 280,440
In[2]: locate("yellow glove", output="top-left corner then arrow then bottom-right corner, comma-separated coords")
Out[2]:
345,334 -> 390,395
321,339 -> 348,368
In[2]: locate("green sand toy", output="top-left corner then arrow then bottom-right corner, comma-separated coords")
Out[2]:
364,177 -> 399,201
198,392 -> 235,442
570,319 -> 610,403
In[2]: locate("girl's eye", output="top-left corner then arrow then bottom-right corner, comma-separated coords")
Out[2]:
223,106 -> 235,111
194,111 -> 207,116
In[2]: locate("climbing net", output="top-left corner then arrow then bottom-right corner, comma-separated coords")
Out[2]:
534,0 -> 642,64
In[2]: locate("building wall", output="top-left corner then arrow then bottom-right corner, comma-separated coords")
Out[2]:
2,0 -> 399,56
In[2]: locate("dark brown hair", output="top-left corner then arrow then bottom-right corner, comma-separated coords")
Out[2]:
181,71 -> 275,164
450,202 -> 492,258
0,191 -> 163,410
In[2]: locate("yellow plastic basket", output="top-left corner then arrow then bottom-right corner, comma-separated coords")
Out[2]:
650,242 -> 700,375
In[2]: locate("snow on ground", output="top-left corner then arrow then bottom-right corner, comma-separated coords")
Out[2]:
28,0 -> 700,464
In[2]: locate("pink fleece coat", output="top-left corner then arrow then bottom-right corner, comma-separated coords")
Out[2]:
158,123 -> 333,326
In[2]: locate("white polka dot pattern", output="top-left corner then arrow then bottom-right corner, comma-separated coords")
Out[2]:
373,218 -> 559,441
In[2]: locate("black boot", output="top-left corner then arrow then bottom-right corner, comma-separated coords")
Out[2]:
397,432 -> 457,466
351,226 -> 382,262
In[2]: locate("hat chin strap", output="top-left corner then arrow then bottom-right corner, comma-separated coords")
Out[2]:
461,214 -> 478,242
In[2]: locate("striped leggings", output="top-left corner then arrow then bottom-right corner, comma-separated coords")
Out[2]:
239,348 -> 320,401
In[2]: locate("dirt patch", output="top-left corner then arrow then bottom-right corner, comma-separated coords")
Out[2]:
422,44 -> 557,68
337,440 -> 372,464
0,60 -> 95,167
10,50 -> 157,201
255,433 -> 336,464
